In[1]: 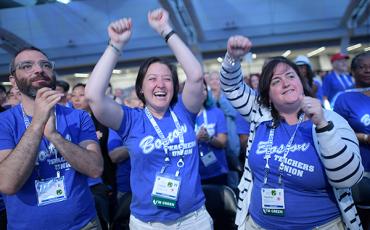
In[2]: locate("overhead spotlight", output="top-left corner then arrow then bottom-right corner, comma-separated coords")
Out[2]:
307,47 -> 326,57
112,69 -> 122,74
217,57 -> 223,63
74,73 -> 89,78
56,0 -> 71,4
282,50 -> 291,57
347,43 -> 362,51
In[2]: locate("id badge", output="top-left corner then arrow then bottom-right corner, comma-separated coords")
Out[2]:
261,188 -> 285,216
201,151 -> 217,167
35,176 -> 67,206
151,173 -> 181,209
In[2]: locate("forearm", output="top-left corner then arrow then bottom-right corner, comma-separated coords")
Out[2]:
209,134 -> 227,149
49,133 -> 103,178
167,33 -> 202,83
220,56 -> 257,118
317,123 -> 363,188
109,147 -> 130,163
0,123 -> 44,194
85,45 -> 123,130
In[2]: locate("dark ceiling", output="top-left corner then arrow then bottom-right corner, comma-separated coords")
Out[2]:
0,0 -> 369,82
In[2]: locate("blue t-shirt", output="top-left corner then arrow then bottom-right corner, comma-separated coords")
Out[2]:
236,113 -> 250,135
248,120 -> 340,229
116,99 -> 205,222
313,79 -> 324,103
333,90 -> 370,171
322,71 -> 354,102
0,104 -> 97,230
108,128 -> 131,193
195,107 -> 229,179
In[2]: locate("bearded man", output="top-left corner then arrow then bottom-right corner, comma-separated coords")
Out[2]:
0,47 -> 104,230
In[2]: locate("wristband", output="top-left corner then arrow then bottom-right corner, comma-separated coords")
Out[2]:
164,30 -> 176,43
108,40 -> 121,56
225,52 -> 239,66
315,121 -> 334,133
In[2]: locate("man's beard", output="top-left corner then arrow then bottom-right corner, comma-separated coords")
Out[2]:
15,73 -> 56,99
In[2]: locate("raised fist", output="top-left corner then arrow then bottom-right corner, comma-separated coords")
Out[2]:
227,35 -> 252,60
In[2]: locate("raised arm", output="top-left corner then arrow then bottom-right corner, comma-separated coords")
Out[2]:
220,36 -> 257,119
85,18 -> 132,130
148,8 -> 203,113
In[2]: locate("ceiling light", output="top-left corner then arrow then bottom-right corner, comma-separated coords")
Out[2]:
56,0 -> 71,4
364,47 -> 370,52
252,53 -> 257,59
1,82 -> 12,86
217,57 -> 223,63
112,69 -> 122,74
282,50 -> 291,57
74,73 -> 89,78
307,47 -> 326,57
347,43 -> 362,51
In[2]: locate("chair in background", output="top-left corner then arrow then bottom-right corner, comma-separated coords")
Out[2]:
202,184 -> 237,230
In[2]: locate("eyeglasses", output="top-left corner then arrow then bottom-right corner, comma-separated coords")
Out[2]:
13,60 -> 55,73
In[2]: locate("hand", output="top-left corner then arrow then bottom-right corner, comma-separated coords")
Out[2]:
108,18 -> 132,48
300,95 -> 327,128
32,88 -> 63,127
227,35 -> 252,60
148,8 -> 172,36
197,126 -> 210,143
44,111 -> 58,140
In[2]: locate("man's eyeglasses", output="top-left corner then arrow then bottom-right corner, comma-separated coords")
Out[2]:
12,60 -> 55,73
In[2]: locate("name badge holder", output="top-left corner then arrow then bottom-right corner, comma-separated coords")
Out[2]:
145,107 -> 186,209
261,114 -> 303,216
196,110 -> 218,167
21,104 -> 67,206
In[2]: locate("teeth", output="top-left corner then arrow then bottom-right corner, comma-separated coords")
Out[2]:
154,92 -> 166,96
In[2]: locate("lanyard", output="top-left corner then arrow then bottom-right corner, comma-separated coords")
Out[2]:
144,107 -> 185,176
263,114 -> 304,185
20,104 -> 59,179
335,72 -> 352,90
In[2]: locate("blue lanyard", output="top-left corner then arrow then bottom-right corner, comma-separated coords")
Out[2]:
144,107 -> 185,176
263,114 -> 304,185
20,104 -> 59,178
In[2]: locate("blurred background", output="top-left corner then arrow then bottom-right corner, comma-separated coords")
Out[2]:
0,0 -> 369,89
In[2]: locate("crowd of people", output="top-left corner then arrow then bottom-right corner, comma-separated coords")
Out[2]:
0,7 -> 369,230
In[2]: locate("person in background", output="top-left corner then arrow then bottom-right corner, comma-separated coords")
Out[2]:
55,80 -> 72,107
196,80 -> 228,185
2,86 -> 21,109
248,73 -> 260,92
333,51 -> 370,229
208,71 -> 241,158
322,53 -> 354,105
0,85 -> 6,111
294,55 -> 324,103
0,47 -> 103,229
220,35 -> 363,229
85,8 -> 212,229
71,83 -> 113,229
236,112 -> 250,169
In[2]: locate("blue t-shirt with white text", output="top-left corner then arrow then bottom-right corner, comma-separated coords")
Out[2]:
195,107 -> 228,179
0,104 -> 97,230
248,120 -> 340,229
116,99 -> 205,222
334,91 -> 370,171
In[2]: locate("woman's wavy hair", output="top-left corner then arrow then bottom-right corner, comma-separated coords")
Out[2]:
258,57 -> 313,126
135,57 -> 179,106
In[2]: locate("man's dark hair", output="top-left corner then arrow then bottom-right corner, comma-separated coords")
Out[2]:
9,46 -> 48,75
72,83 -> 86,91
56,80 -> 70,93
